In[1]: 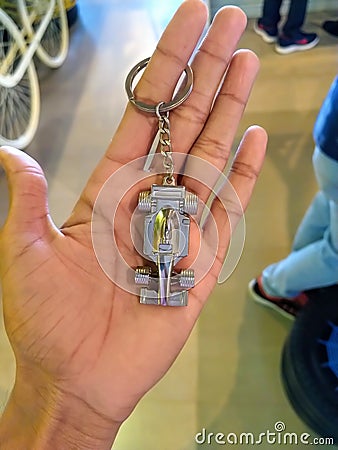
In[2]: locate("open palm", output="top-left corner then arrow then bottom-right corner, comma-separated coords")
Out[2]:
0,1 -> 266,445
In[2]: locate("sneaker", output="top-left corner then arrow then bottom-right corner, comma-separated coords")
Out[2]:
275,31 -> 319,54
254,20 -> 278,44
248,276 -> 309,320
322,20 -> 338,37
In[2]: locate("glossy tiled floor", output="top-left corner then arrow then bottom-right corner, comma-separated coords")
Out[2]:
1,1 -> 338,449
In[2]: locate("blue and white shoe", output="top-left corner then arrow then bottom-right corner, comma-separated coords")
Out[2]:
275,31 -> 319,54
253,19 -> 278,44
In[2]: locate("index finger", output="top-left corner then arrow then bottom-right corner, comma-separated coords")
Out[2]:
105,0 -> 209,165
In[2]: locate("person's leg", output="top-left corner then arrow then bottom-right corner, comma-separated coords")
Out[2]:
262,147 -> 338,298
282,0 -> 308,37
262,223 -> 338,298
254,0 -> 282,44
329,199 -> 338,252
275,0 -> 318,54
261,0 -> 283,28
314,146 -> 338,253
292,191 -> 330,251
313,146 -> 338,203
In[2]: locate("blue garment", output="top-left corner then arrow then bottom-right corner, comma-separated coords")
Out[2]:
260,0 -> 309,38
262,78 -> 338,298
313,76 -> 338,162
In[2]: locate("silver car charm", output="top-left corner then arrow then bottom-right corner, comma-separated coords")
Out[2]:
126,57 -> 197,306
136,183 -> 198,306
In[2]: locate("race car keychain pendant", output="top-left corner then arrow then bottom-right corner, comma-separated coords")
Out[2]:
125,57 -> 198,306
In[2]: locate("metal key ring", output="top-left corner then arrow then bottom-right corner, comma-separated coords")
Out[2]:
125,57 -> 193,114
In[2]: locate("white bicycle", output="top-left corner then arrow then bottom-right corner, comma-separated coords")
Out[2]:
0,0 -> 69,149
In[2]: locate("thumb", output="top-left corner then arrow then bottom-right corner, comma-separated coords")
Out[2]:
0,146 -> 50,235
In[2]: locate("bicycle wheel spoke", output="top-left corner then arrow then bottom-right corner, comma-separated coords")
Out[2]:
0,8 -> 40,147
21,0 -> 68,67
41,18 -> 61,57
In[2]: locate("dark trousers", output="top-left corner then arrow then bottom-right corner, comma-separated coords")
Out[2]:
261,0 -> 309,37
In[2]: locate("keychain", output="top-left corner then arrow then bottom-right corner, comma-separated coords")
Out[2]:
125,57 -> 198,306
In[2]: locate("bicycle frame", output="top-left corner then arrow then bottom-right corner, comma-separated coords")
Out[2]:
0,0 -> 55,88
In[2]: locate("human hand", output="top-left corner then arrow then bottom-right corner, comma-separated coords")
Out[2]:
0,1 -> 266,448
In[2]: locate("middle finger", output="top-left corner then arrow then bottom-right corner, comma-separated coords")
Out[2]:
170,6 -> 248,155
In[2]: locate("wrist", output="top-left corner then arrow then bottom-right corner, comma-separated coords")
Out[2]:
0,365 -> 122,450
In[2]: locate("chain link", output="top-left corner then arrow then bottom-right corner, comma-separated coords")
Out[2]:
156,102 -> 175,184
